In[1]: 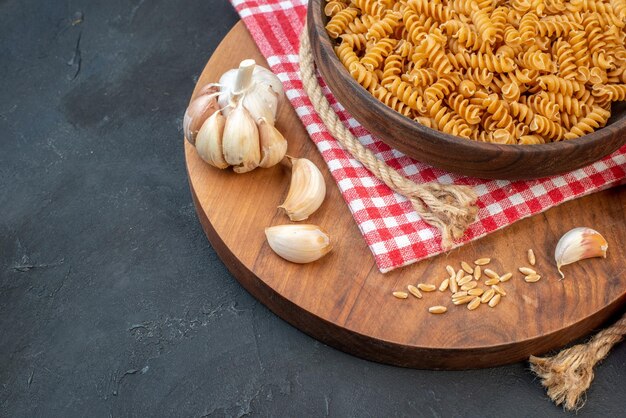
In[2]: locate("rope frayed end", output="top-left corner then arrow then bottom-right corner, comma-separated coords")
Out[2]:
529,351 -> 593,411
529,314 -> 626,411
409,183 -> 479,249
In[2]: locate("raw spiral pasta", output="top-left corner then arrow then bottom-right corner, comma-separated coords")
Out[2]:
340,33 -> 368,50
510,101 -> 536,125
385,76 -> 429,111
522,92 -> 561,121
324,0 -> 349,17
325,0 -> 626,144
427,99 -> 473,138
335,42 -> 360,70
326,7 -> 359,39
352,0 -> 388,16
372,85 -> 414,116
552,39 -> 577,79
448,92 -> 483,124
367,10 -> 402,40
360,37 -> 397,70
350,62 -> 380,91
403,67 -> 438,86
563,106 -> 612,138
344,14 -> 378,34
381,53 -> 405,85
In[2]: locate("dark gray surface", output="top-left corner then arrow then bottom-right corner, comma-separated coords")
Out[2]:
1,0 -> 624,417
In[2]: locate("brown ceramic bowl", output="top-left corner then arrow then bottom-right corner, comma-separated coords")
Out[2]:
307,0 -> 626,179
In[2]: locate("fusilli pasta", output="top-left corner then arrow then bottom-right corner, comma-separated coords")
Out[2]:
324,0 -> 626,144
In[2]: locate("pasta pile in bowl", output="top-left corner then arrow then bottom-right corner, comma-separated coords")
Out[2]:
323,0 -> 626,145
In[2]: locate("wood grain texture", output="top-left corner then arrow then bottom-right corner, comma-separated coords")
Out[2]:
308,0 -> 626,180
184,21 -> 626,369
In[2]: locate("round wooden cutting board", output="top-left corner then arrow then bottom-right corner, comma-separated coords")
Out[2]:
184,22 -> 626,369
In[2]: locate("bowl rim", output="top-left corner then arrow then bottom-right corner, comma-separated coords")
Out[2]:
309,0 -> 624,158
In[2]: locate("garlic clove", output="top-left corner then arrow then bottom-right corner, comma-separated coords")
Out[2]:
265,224 -> 332,264
242,84 -> 279,126
222,103 -> 260,173
195,111 -> 228,169
555,227 -> 608,279
258,118 -> 288,168
279,157 -> 326,221
183,85 -> 220,145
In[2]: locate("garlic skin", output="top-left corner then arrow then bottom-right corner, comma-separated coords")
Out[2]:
258,118 -> 288,168
222,103 -> 261,173
555,227 -> 608,279
279,158 -> 326,221
265,224 -> 332,264
183,85 -> 219,145
218,59 -> 283,124
195,111 -> 228,169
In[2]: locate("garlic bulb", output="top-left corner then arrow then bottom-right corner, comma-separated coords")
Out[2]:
183,85 -> 220,144
183,59 -> 287,173
279,158 -> 326,221
555,227 -> 608,279
265,224 -> 332,264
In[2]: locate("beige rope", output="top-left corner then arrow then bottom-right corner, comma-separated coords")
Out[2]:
530,312 -> 626,411
298,27 -> 478,248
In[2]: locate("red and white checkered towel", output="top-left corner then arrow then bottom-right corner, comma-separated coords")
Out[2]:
229,0 -> 626,273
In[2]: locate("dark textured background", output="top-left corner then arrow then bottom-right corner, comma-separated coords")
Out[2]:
1,0 -> 624,417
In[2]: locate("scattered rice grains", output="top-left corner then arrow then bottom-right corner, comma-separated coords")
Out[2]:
492,284 -> 507,296
417,283 -> 436,292
519,267 -> 537,276
484,278 -> 500,286
457,275 -> 473,287
481,289 -> 496,304
473,266 -> 482,280
461,261 -> 474,274
467,297 -> 481,311
499,272 -> 513,282
461,281 -> 478,291
468,288 -> 484,296
446,265 -> 456,277
484,269 -> 500,280
407,285 -> 423,299
453,295 -> 474,305
525,274 -> 542,283
488,293 -> 502,307
429,306 -> 447,314
449,276 -> 459,293
474,258 -> 491,266
393,254 -> 549,315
